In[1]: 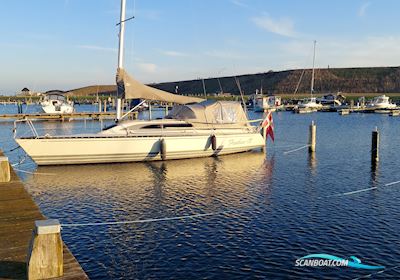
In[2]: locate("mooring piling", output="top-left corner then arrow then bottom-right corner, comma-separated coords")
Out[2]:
309,121 -> 316,153
0,148 -> 87,279
0,156 -> 11,182
27,220 -> 63,280
371,127 -> 379,163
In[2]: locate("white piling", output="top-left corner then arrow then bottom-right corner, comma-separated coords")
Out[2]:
309,121 -> 316,153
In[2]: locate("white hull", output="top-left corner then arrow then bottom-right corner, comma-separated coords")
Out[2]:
41,104 -> 74,114
16,132 -> 265,165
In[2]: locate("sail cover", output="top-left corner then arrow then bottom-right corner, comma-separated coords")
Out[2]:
116,68 -> 204,104
167,100 -> 250,127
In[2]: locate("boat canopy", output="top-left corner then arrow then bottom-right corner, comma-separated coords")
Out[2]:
167,100 -> 250,127
116,68 -> 204,104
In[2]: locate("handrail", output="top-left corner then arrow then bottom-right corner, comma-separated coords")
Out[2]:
13,119 -> 39,139
120,100 -> 146,120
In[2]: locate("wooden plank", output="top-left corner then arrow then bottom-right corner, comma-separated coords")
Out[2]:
0,150 -> 88,279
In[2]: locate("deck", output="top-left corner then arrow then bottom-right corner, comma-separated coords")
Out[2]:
0,150 -> 88,279
0,111 -> 137,121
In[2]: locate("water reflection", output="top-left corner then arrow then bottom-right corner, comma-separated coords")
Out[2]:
25,152 -> 273,223
308,151 -> 317,175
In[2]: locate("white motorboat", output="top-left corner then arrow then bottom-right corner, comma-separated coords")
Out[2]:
253,95 -> 282,112
366,95 -> 397,109
297,97 -> 323,109
40,92 -> 74,114
14,0 -> 266,166
317,93 -> 345,106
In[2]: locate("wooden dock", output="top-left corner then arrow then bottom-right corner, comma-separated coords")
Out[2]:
0,151 -> 88,279
0,111 -> 138,121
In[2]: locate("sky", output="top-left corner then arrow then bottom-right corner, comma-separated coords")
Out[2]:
1,0 -> 400,94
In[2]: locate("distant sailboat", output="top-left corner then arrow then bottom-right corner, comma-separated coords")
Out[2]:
297,40 -> 323,110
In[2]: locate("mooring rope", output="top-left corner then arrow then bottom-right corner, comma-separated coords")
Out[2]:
324,180 -> 400,198
12,167 -> 56,176
11,156 -> 27,167
61,211 -> 228,228
352,264 -> 400,279
283,145 -> 310,155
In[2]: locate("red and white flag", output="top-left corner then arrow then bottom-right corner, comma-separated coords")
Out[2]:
260,110 -> 274,141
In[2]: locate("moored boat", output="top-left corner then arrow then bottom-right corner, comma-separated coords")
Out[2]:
40,92 -> 74,114
14,0 -> 266,166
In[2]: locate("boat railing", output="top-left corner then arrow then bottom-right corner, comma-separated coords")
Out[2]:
120,100 -> 147,120
13,119 -> 39,139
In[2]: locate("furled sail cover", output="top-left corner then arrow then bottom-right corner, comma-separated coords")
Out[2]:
116,68 -> 204,104
167,100 -> 250,127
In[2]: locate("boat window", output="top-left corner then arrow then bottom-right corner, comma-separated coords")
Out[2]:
163,123 -> 193,128
140,123 -> 193,129
142,125 -> 162,129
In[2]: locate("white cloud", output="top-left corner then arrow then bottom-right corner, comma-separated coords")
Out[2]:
77,45 -> 116,52
136,63 -> 157,73
159,50 -> 188,57
278,36 -> 400,69
251,14 -> 296,37
358,2 -> 371,17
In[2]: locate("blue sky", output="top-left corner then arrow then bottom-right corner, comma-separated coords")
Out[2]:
1,0 -> 400,93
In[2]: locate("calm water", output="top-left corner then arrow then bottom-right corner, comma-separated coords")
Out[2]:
1,104 -> 400,279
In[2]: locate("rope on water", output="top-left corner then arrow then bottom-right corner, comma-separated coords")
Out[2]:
283,145 -> 310,155
11,156 -> 27,167
61,211 -> 228,228
324,180 -> 400,198
352,264 -> 400,279
12,167 -> 56,176
3,146 -> 21,153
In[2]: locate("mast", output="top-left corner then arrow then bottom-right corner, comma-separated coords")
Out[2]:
118,0 -> 126,69
310,40 -> 316,95
116,0 -> 127,120
202,79 -> 207,99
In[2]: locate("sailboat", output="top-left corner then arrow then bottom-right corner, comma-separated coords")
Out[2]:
14,0 -> 266,166
297,40 -> 323,111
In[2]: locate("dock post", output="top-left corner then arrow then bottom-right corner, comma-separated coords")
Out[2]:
27,219 -> 63,280
309,121 -> 316,153
98,100 -> 102,112
350,99 -> 354,109
371,127 -> 379,163
149,102 -> 152,120
0,156 -> 11,182
104,99 -> 107,112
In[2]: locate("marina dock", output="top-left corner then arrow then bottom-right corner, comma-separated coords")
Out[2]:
0,150 -> 88,279
0,111 -> 138,122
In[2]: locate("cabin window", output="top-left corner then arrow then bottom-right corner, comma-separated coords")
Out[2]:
163,123 -> 193,128
140,123 -> 193,129
141,125 -> 162,129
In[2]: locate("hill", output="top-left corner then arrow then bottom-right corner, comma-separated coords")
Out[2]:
66,66 -> 400,97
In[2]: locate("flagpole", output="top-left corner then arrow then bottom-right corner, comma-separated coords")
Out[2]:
262,110 -> 268,152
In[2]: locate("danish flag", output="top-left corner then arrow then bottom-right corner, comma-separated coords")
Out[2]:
260,110 -> 274,141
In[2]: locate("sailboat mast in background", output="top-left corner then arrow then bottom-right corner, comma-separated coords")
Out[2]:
310,40 -> 316,95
